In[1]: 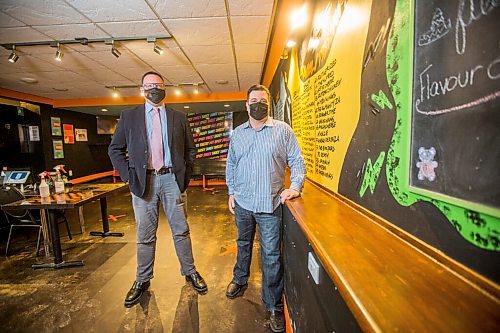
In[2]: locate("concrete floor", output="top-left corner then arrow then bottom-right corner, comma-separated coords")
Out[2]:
0,184 -> 273,333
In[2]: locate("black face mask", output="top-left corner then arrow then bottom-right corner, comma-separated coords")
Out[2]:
145,88 -> 166,104
249,102 -> 269,120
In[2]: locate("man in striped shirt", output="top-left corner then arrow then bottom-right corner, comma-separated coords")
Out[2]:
225,84 -> 306,333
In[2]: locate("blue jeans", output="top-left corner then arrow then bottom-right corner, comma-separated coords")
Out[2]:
233,201 -> 283,311
131,173 -> 196,282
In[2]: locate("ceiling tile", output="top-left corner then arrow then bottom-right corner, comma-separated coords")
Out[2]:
231,16 -> 270,44
130,46 -> 190,66
235,43 -> 266,63
209,83 -> 240,93
183,45 -> 234,64
34,23 -> 111,40
196,63 -> 237,82
82,49 -> 150,69
239,73 -> 262,92
0,11 -> 25,28
98,20 -> 170,38
112,66 -> 153,84
31,50 -> 106,70
67,0 -> 156,22
0,0 -> 89,25
153,0 -> 226,18
163,17 -> 231,46
0,27 -> 52,44
229,0 -> 274,16
121,38 -> 176,51
15,45 -> 74,55
0,53 -> 65,73
78,69 -> 133,85
155,65 -> 202,84
67,42 -> 113,52
237,62 -> 262,77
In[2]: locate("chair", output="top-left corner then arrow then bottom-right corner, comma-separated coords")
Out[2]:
0,187 -> 72,256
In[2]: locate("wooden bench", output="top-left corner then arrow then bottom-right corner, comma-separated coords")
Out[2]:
283,180 -> 499,332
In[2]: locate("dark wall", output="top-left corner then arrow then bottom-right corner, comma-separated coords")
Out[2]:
40,107 -> 114,178
0,104 -> 44,181
283,207 -> 361,333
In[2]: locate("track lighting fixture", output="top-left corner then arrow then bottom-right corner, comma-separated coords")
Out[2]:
153,43 -> 163,55
111,41 -> 121,58
54,44 -> 63,61
8,45 -> 18,63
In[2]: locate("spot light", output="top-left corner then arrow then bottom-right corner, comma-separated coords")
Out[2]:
153,43 -> 163,55
111,42 -> 121,58
193,84 -> 199,94
8,46 -> 19,63
291,4 -> 308,30
54,44 -> 63,61
112,87 -> 119,98
286,40 -> 296,48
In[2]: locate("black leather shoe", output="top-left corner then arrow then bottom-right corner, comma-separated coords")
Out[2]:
124,280 -> 150,308
269,309 -> 285,333
185,271 -> 208,293
225,281 -> 248,299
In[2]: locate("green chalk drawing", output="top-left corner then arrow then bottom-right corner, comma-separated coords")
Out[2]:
359,151 -> 386,197
385,0 -> 499,251
371,90 -> 393,110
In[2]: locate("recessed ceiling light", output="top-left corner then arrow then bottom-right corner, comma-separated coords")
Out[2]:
21,77 -> 38,84
286,40 -> 297,47
215,80 -> 229,85
101,108 -> 108,112
183,106 -> 190,109
53,87 -> 68,91
224,104 -> 230,107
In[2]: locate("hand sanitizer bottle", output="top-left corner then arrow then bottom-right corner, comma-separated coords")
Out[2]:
54,166 -> 65,194
39,172 -> 50,198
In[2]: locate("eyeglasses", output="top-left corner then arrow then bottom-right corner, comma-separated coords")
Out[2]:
143,83 -> 165,90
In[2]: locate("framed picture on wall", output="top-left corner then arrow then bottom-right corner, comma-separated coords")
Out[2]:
75,128 -> 88,141
63,124 -> 74,144
51,117 -> 62,136
53,139 -> 64,159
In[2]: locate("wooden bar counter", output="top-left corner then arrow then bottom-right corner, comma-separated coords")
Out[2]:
283,180 -> 499,332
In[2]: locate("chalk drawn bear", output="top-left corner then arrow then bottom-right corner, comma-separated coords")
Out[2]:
416,147 -> 438,181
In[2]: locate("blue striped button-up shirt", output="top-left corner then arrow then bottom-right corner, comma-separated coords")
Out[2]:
226,117 -> 306,213
145,101 -> 172,168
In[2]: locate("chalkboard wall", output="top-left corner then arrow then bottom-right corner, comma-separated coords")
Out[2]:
410,1 -> 500,209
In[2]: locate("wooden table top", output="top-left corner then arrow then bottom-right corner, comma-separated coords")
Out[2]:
286,180 -> 500,332
1,183 -> 126,210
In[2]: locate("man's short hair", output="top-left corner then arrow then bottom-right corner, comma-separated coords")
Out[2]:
247,84 -> 270,100
141,71 -> 164,84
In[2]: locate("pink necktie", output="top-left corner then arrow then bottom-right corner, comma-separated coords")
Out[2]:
151,107 -> 164,170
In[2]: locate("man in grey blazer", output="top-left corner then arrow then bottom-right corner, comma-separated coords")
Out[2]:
109,71 -> 207,308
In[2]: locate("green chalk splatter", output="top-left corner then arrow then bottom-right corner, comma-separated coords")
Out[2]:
359,151 -> 386,197
371,90 -> 393,110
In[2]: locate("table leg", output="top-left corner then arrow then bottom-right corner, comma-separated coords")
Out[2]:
39,209 -> 51,258
78,206 -> 85,233
32,210 -> 84,269
89,197 -> 124,237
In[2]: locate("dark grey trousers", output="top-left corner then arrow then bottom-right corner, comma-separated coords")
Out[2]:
131,173 -> 195,282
